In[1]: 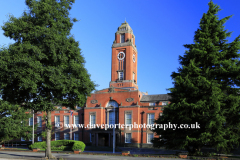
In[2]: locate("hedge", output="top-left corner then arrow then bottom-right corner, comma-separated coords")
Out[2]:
29,140 -> 85,151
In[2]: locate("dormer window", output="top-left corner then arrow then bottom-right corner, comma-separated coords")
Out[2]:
121,34 -> 125,43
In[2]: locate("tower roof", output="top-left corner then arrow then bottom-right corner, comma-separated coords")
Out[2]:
117,21 -> 133,34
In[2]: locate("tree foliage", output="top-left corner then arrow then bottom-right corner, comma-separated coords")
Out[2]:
0,100 -> 33,143
0,0 -> 95,158
153,1 -> 240,154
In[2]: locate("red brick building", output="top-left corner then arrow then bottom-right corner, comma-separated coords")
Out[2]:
26,21 -> 170,148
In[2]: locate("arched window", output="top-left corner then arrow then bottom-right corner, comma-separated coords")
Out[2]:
106,100 -> 119,108
106,101 -> 119,125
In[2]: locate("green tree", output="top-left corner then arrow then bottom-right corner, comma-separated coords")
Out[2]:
153,1 -> 240,154
0,0 -> 95,158
0,100 -> 33,143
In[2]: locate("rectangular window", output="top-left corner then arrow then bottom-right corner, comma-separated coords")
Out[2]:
162,101 -> 168,105
64,116 -> 69,126
74,133 -> 79,140
38,136 -> 42,141
147,114 -> 155,125
64,110 -> 69,113
64,133 -> 70,140
121,34 -> 125,43
55,133 -> 60,140
147,133 -> 154,143
133,73 -> 135,82
125,133 -> 131,143
37,116 -> 42,127
74,116 -> 79,125
109,112 -> 115,125
90,114 -> 96,126
21,137 -> 25,141
29,117 -> 33,126
149,103 -> 155,106
118,72 -> 124,80
55,116 -> 60,127
125,113 -> 131,125
55,111 -> 60,113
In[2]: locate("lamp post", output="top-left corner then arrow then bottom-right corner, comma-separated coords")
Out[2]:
113,106 -> 115,153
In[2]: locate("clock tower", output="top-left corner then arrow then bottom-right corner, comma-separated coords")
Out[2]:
110,21 -> 138,90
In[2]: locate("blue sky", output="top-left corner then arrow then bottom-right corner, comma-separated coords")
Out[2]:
0,0 -> 240,95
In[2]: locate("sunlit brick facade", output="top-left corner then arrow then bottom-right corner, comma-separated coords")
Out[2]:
28,21 -> 170,148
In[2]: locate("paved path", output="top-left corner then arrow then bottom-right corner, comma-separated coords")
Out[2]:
0,151 -> 191,160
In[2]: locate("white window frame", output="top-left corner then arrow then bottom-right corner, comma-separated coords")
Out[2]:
21,137 -> 25,141
147,133 -> 154,144
162,101 -> 168,105
38,136 -> 42,141
125,133 -> 131,143
149,103 -> 155,106
74,133 -> 79,141
118,71 -> 124,80
64,116 -> 69,126
55,116 -> 60,127
74,115 -> 79,125
90,114 -> 96,126
55,133 -> 60,141
64,133 -> 70,140
125,113 -> 132,125
37,116 -> 42,127
147,113 -> 155,125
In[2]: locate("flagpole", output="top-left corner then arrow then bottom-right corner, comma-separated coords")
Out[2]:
70,110 -> 72,140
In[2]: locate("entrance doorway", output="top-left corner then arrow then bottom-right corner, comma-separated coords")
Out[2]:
98,133 -> 109,146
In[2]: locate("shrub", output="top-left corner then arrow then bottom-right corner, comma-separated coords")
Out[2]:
72,141 -> 85,151
29,141 -> 46,150
29,140 -> 85,151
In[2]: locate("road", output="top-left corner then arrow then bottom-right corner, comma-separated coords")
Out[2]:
0,151 -> 192,160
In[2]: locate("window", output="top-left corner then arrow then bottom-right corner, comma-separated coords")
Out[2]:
90,133 -> 92,142
118,71 -> 124,80
55,111 -> 60,113
125,133 -> 131,143
64,133 -> 70,140
74,133 -> 79,140
162,101 -> 168,105
109,112 -> 115,125
38,136 -> 42,141
149,103 -> 155,106
147,133 -> 154,143
55,133 -> 60,140
147,114 -> 155,125
125,113 -> 131,125
121,34 -> 125,43
133,72 -> 135,81
55,116 -> 60,127
74,116 -> 79,125
64,110 -> 69,113
29,117 -> 33,126
64,116 -> 69,126
21,137 -> 25,141
90,114 -> 96,127
37,116 -> 42,127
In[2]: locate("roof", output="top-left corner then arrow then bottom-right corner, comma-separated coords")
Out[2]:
140,94 -> 171,103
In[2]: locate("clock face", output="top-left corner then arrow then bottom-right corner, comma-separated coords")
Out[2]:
133,54 -> 136,63
117,52 -> 125,60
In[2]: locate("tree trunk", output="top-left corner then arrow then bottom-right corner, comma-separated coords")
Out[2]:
45,110 -> 54,159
